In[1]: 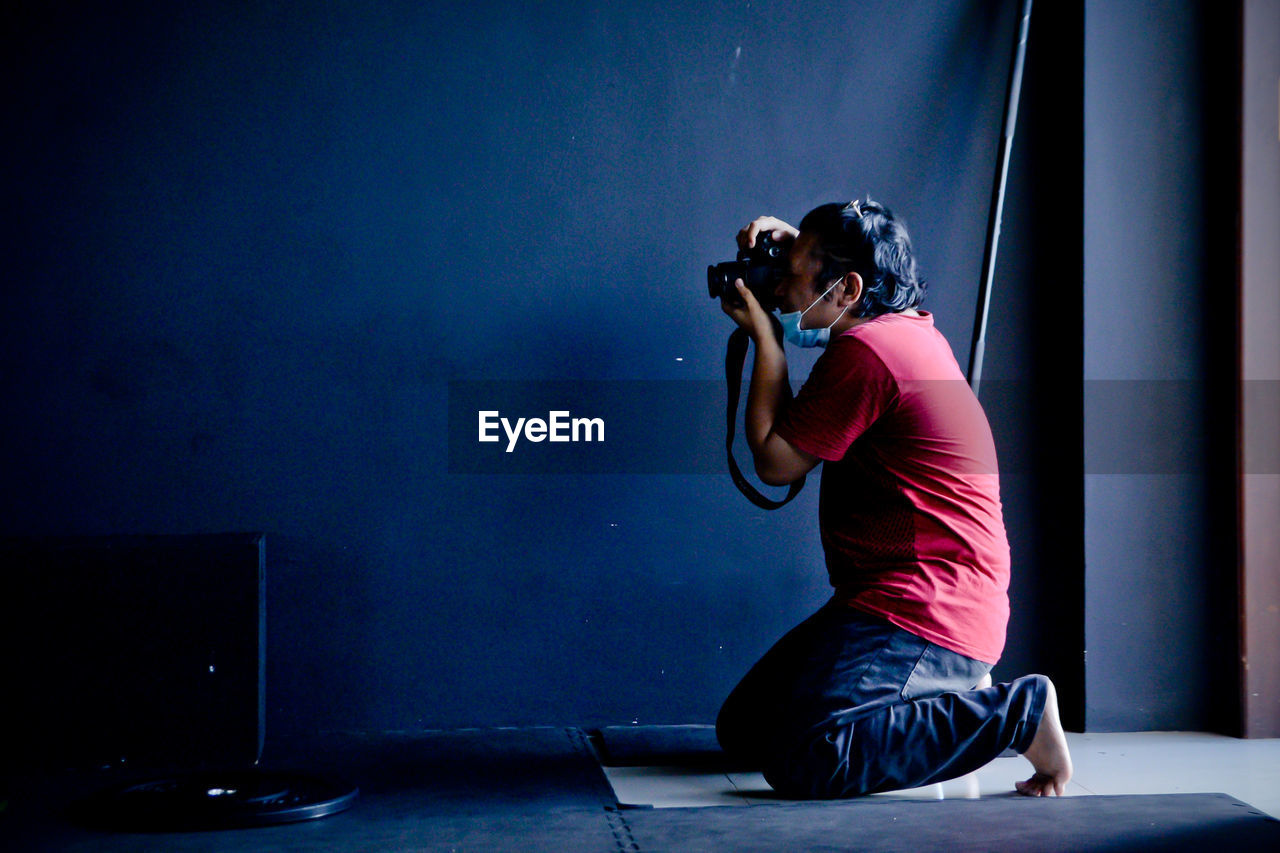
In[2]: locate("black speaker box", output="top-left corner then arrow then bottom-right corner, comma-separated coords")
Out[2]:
1,533 -> 265,772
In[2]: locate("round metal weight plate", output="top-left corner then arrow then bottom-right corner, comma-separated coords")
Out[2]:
80,769 -> 358,831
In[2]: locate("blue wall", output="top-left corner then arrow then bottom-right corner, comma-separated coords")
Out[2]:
6,0 -> 1223,737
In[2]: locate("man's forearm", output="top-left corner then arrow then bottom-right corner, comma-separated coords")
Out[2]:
745,333 -> 790,455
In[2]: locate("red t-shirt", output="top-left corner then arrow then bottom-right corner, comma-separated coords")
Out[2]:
774,311 -> 1010,664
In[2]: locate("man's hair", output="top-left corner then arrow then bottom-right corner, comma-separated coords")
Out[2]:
797,198 -> 926,318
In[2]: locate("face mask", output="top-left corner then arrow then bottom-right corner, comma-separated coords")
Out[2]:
778,277 -> 849,348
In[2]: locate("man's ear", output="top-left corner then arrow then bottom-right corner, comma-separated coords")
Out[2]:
837,272 -> 863,308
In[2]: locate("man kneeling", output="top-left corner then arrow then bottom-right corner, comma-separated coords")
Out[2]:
715,199 -> 1072,798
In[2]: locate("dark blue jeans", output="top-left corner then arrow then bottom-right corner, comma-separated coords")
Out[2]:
716,601 -> 1048,799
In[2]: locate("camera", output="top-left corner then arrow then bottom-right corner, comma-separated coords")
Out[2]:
707,231 -> 787,311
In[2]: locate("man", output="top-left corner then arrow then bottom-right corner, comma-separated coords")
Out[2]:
715,199 -> 1072,798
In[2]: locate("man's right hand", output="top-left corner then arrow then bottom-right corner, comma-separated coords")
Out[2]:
737,216 -> 799,251
720,279 -> 774,343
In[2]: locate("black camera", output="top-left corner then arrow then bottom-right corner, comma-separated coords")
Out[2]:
707,231 -> 787,311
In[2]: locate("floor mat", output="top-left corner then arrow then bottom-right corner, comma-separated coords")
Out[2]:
617,793 -> 1280,852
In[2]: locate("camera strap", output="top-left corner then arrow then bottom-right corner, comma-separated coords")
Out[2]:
724,323 -> 806,510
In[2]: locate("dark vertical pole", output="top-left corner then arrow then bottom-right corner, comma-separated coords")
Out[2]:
1026,0 -> 1084,734
1199,0 -> 1243,739
968,0 -> 1033,394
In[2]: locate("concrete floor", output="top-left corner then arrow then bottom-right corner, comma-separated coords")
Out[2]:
4,728 -> 1278,851
604,731 -> 1280,818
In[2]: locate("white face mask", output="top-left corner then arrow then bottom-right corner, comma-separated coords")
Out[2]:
777,277 -> 848,348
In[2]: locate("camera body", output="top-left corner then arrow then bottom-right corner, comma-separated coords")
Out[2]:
707,232 -> 787,311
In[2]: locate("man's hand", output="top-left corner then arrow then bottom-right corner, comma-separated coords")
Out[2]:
737,216 -> 798,251
720,279 -> 774,342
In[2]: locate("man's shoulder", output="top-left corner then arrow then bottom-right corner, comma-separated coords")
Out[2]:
797,330 -> 898,406
819,327 -> 893,374
834,311 -> 961,381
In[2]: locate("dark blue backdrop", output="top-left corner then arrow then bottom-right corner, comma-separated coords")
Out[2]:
5,0 -> 1168,736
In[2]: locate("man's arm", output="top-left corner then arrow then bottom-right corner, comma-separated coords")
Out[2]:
723,281 -> 821,486
743,326 -> 820,484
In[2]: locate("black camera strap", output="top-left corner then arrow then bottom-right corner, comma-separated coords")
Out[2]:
724,323 -> 806,510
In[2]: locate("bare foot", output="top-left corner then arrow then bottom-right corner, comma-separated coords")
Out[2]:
1016,676 -> 1073,797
